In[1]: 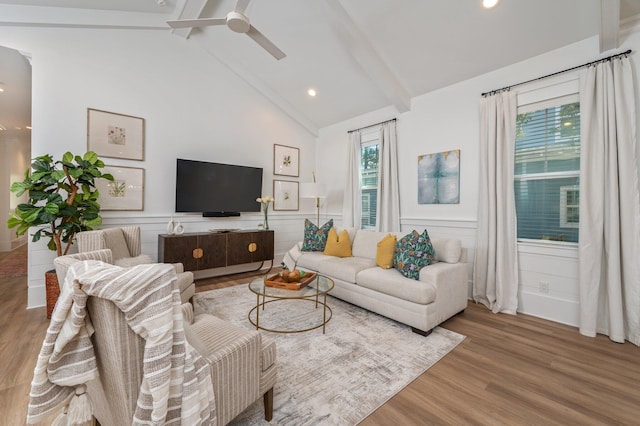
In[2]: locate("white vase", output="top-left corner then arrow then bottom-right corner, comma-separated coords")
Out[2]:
166,216 -> 175,235
174,222 -> 184,235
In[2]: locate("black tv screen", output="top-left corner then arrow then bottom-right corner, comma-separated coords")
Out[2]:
175,159 -> 263,216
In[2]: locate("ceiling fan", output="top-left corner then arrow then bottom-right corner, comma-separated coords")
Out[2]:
167,0 -> 286,60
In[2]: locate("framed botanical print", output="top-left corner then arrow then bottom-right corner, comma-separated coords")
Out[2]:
95,165 -> 145,211
273,144 -> 299,177
87,108 -> 145,161
273,180 -> 299,211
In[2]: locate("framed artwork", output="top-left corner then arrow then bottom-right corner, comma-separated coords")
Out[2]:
96,165 -> 145,211
273,180 -> 299,211
87,108 -> 145,161
418,149 -> 460,204
273,144 -> 299,177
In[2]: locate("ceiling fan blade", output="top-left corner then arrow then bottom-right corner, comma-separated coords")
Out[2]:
246,26 -> 286,60
235,0 -> 251,14
167,18 -> 226,29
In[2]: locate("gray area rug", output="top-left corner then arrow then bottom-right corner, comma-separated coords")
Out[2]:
193,285 -> 465,425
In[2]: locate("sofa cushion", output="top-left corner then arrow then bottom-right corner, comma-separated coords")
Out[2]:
335,226 -> 357,246
356,267 -> 437,305
351,230 -> 388,259
301,219 -> 333,251
432,238 -> 462,263
323,228 -> 352,257
182,315 -> 208,357
376,234 -> 397,269
317,257 -> 376,284
114,254 -> 154,268
393,230 -> 435,280
102,228 -> 131,261
296,252 -> 337,271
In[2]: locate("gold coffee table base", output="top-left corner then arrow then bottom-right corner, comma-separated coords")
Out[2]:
248,298 -> 333,334
248,274 -> 335,334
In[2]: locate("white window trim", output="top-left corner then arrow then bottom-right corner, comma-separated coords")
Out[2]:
559,185 -> 579,228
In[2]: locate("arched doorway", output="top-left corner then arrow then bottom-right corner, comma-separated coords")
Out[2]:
0,46 -> 32,253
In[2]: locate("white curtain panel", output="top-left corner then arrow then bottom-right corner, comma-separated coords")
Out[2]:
578,56 -> 640,346
377,121 -> 401,232
342,130 -> 362,228
473,91 -> 519,314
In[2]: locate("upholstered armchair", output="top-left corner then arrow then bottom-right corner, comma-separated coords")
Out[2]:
53,250 -> 277,426
76,226 -> 195,303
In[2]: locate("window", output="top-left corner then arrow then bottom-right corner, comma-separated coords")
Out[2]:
360,132 -> 379,229
514,94 -> 580,243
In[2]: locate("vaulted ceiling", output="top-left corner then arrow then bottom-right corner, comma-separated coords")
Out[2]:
1,0 -> 639,136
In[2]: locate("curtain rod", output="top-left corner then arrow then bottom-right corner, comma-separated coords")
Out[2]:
481,49 -> 632,97
347,118 -> 396,133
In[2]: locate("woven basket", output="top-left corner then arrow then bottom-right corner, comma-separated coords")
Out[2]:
45,270 -> 60,319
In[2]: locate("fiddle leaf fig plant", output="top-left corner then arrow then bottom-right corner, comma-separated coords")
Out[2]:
7,151 -> 114,256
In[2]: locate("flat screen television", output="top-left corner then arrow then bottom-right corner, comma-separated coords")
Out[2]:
175,158 -> 263,217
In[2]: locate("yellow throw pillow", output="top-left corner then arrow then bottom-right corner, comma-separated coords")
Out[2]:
376,233 -> 397,269
323,228 -> 352,257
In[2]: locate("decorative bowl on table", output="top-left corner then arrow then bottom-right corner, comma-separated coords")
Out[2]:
280,269 -> 307,283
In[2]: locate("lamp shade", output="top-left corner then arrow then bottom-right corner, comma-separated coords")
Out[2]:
300,182 -> 326,199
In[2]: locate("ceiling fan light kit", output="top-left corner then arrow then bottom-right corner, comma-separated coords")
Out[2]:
226,11 -> 251,33
167,0 -> 286,60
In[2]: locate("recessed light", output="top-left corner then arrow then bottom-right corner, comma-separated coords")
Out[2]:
483,0 -> 499,8
307,88 -> 317,97
26,126 -> 32,130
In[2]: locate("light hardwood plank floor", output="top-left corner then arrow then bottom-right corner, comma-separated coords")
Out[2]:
2,251 -> 638,425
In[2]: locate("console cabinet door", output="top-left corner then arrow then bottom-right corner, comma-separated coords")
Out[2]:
226,231 -> 274,265
254,231 -> 274,262
198,233 -> 227,269
227,232 -> 255,266
159,235 -> 199,271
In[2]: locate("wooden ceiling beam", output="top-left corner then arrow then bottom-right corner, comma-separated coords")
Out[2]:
600,0 -> 620,52
324,0 -> 411,113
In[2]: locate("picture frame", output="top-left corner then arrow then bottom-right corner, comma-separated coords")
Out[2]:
273,144 -> 299,177
273,180 -> 299,211
87,108 -> 145,161
418,149 -> 461,204
95,165 -> 145,211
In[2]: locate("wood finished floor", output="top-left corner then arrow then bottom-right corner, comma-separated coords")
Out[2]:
2,246 -> 639,425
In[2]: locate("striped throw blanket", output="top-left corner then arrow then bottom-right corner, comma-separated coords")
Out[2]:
27,260 -> 216,425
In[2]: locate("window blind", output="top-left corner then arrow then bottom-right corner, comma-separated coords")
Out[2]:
514,95 -> 580,243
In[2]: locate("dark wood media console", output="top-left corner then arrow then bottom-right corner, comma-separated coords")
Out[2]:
158,230 -> 274,273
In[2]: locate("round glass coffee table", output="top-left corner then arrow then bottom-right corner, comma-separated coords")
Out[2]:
248,274 -> 334,334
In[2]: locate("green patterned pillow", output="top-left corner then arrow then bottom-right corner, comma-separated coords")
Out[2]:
301,219 -> 333,251
393,229 -> 435,280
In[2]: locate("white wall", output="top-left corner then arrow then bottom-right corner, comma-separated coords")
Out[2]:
317,28 -> 640,327
0,27 -> 317,308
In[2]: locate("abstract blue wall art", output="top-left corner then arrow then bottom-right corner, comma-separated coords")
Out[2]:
418,149 -> 460,204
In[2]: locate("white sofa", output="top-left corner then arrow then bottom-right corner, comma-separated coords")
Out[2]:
284,228 -> 468,335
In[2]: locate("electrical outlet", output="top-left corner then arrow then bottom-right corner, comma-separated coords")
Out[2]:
539,281 -> 550,294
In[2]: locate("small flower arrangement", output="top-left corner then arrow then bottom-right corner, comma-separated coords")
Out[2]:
256,196 -> 274,230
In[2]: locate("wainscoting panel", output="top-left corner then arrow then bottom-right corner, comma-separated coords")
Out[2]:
517,241 -> 580,327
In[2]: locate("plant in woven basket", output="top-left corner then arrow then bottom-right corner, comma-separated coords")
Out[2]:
7,151 -> 113,256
